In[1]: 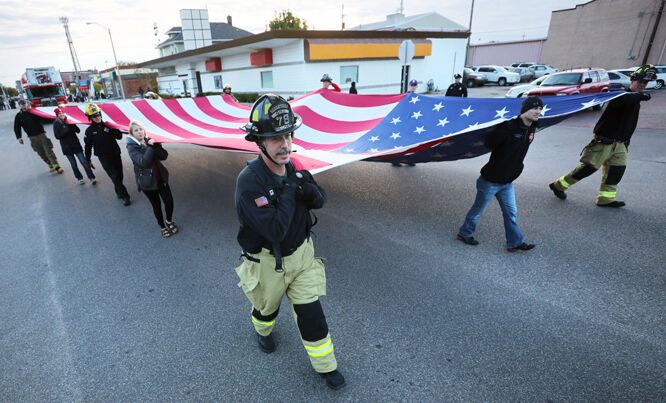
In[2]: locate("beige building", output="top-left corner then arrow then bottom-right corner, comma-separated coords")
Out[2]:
543,0 -> 666,70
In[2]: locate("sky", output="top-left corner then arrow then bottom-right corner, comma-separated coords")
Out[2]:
0,0 -> 585,86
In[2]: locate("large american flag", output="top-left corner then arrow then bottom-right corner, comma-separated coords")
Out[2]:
31,89 -> 625,173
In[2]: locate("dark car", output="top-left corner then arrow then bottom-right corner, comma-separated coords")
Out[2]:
463,67 -> 487,88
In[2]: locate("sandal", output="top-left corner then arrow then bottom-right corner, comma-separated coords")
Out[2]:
161,227 -> 172,238
166,221 -> 179,234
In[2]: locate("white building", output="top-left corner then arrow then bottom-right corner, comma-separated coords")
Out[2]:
138,29 -> 469,98
350,11 -> 467,32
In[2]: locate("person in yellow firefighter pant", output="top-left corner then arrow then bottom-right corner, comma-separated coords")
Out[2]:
235,238 -> 341,382
549,139 -> 627,207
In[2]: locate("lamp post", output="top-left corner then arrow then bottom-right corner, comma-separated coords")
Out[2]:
87,22 -> 126,100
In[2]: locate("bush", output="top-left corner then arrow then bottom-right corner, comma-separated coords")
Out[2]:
234,93 -> 261,103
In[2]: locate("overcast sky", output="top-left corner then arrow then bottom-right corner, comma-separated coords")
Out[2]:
0,0 -> 584,86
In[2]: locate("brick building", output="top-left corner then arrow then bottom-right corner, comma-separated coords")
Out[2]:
99,65 -> 158,98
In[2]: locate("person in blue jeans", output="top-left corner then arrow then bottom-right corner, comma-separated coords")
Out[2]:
53,107 -> 96,185
457,96 -> 543,252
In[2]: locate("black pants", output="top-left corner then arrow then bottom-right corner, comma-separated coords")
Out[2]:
98,155 -> 129,199
143,181 -> 174,228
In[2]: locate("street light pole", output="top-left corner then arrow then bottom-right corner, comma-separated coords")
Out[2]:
87,22 -> 126,100
464,0 -> 475,67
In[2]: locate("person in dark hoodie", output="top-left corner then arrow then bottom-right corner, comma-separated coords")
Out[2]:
456,95 -> 543,252
126,120 -> 178,238
53,107 -> 96,185
83,103 -> 131,205
14,99 -> 63,173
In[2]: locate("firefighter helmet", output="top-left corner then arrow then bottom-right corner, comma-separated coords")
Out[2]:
85,103 -> 102,117
241,94 -> 302,142
630,64 -> 657,82
223,83 -> 232,90
320,73 -> 333,82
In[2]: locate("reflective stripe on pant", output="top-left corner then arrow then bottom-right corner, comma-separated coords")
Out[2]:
235,238 -> 337,373
551,142 -> 627,204
29,133 -> 59,166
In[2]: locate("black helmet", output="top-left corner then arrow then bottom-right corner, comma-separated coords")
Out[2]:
320,73 -> 333,82
241,94 -> 302,142
630,64 -> 657,81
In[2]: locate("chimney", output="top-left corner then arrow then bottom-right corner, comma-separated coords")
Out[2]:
227,15 -> 232,26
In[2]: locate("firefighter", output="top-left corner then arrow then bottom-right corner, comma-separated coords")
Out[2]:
548,64 -> 656,207
223,83 -> 238,102
14,99 -> 63,173
234,94 -> 345,390
320,73 -> 341,92
83,103 -> 131,206
445,73 -> 468,97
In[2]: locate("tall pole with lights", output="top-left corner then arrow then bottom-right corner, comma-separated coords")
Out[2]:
87,22 -> 126,100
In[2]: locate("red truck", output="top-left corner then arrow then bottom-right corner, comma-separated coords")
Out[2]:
21,67 -> 68,107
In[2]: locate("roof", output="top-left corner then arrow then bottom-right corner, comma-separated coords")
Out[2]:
350,12 -> 466,31
139,29 -> 470,69
157,22 -> 253,48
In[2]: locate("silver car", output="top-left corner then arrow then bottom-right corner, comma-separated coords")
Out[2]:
607,71 -> 631,91
504,75 -> 548,98
528,64 -> 558,78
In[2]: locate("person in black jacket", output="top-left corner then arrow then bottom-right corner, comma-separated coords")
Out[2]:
234,94 -> 345,390
126,120 -> 178,238
457,95 -> 543,252
445,73 -> 468,97
53,107 -> 96,185
14,99 -> 63,173
548,64 -> 656,208
349,81 -> 358,94
83,103 -> 131,205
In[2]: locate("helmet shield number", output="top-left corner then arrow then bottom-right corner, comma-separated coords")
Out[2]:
269,103 -> 291,133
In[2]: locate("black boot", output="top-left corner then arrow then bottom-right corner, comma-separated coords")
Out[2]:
257,333 -> 275,353
321,369 -> 345,390
597,201 -> 625,208
549,183 -> 566,200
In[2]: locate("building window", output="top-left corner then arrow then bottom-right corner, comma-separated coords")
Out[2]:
261,71 -> 273,88
340,65 -> 358,84
214,75 -> 223,89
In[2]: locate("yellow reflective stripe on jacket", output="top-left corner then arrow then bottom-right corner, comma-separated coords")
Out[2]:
558,177 -> 570,188
252,316 -> 275,327
599,191 -> 616,198
305,339 -> 334,357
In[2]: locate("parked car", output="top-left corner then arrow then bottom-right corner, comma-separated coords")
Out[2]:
474,65 -> 521,86
528,64 -> 558,78
504,75 -> 548,97
463,67 -> 487,87
527,68 -> 610,110
653,65 -> 665,89
509,67 -> 535,82
615,67 -> 658,89
511,62 -> 536,68
607,70 -> 631,91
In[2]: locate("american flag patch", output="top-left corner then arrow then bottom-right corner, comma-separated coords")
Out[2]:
254,196 -> 269,207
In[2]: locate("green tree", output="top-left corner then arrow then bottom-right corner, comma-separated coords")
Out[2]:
268,10 -> 308,30
2,86 -> 18,97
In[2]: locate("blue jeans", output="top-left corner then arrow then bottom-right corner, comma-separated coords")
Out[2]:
65,152 -> 95,180
458,176 -> 524,248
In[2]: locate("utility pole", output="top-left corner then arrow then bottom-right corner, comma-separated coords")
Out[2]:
87,22 -> 126,100
464,0 -> 475,66
60,16 -> 82,96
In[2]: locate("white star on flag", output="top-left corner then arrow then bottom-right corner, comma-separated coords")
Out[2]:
345,148 -> 354,152
494,107 -> 509,118
468,122 -> 481,129
390,117 -> 401,125
432,102 -> 444,111
414,126 -> 426,134
461,106 -> 474,116
581,99 -> 598,109
369,148 -> 379,152
409,96 -> 420,104
390,132 -> 401,139
540,104 -> 551,116
437,117 -> 450,127
411,110 -> 423,119
369,136 -> 379,142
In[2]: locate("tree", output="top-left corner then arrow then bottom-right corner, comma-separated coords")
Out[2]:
2,86 -> 18,97
268,10 -> 308,31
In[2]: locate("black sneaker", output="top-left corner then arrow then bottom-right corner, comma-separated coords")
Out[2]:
549,183 -> 566,200
597,201 -> 625,208
507,243 -> 536,252
257,334 -> 275,353
121,198 -> 131,206
320,370 -> 345,390
456,234 -> 479,245
391,162 -> 401,167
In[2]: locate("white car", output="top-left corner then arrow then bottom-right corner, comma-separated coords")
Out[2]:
528,64 -> 558,78
474,65 -> 521,86
654,65 -> 666,89
504,75 -> 548,97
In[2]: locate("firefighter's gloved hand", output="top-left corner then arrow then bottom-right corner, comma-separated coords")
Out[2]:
295,170 -> 314,183
641,92 -> 651,101
297,182 -> 319,202
284,171 -> 307,190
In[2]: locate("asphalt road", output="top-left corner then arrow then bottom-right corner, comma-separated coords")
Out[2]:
1,100 -> 664,401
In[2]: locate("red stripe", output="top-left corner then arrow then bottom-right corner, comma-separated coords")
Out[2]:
317,88 -> 406,107
292,105 -> 382,134
162,99 -> 244,134
293,137 -> 352,151
61,106 -> 90,125
222,93 -> 250,110
192,97 -> 247,123
132,100 -> 205,139
291,154 -> 331,171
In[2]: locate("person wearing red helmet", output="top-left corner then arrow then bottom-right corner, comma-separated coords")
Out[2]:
53,107 -> 96,185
